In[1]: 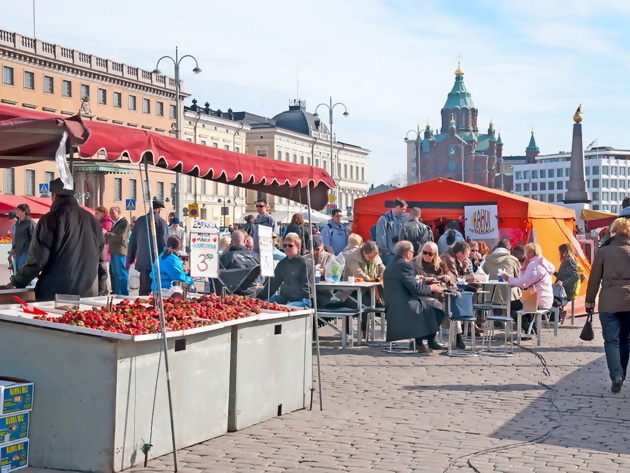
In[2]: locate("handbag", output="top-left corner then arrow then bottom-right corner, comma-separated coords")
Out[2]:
521,289 -> 538,311
579,313 -> 595,341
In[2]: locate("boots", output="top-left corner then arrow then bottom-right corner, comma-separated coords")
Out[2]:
456,333 -> 466,350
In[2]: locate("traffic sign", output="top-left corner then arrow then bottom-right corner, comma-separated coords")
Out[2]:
328,194 -> 336,203
188,203 -> 199,217
39,183 -> 49,194
125,199 -> 136,211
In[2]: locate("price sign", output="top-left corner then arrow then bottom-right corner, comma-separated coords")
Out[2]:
190,219 -> 220,233
189,229 -> 219,278
258,225 -> 275,277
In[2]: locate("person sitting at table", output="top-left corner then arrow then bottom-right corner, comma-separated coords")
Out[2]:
441,240 -> 474,285
260,232 -> 311,308
344,241 -> 385,282
383,240 -> 446,354
413,241 -> 466,349
481,239 -> 522,315
502,242 -> 555,333
149,236 -> 194,292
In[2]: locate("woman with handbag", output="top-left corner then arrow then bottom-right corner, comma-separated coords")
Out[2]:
585,217 -> 630,394
502,243 -> 555,334
554,243 -> 581,323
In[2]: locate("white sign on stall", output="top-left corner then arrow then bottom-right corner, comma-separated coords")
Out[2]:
464,205 -> 499,240
189,220 -> 220,279
258,225 -> 275,277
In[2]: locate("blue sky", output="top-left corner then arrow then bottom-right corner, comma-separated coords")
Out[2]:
3,0 -> 630,185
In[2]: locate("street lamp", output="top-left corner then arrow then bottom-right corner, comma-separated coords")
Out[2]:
218,198 -> 232,227
314,96 -> 349,206
232,122 -> 244,151
153,46 -> 202,220
404,124 -> 422,183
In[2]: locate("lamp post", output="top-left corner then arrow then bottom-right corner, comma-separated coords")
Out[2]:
232,122 -> 244,151
404,124 -> 422,183
153,47 -> 202,220
314,96 -> 349,207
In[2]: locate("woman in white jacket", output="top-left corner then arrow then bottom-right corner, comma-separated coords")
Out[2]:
502,243 -> 555,332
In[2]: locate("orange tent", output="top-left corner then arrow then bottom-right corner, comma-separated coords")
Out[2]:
353,178 -> 591,291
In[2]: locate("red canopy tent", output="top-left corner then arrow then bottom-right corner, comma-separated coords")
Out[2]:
0,104 -> 335,209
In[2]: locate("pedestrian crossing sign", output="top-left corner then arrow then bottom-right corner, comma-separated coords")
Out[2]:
125,199 -> 136,211
39,183 -> 49,194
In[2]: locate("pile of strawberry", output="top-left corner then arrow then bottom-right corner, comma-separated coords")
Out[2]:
34,294 -> 295,336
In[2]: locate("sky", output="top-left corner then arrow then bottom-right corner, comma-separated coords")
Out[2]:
3,0 -> 630,186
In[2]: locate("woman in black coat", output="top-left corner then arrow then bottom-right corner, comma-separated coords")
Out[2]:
285,213 -> 311,254
383,240 -> 445,354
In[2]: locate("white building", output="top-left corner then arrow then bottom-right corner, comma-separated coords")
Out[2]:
511,146 -> 630,212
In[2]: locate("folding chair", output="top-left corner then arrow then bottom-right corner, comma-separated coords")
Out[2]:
209,266 -> 261,296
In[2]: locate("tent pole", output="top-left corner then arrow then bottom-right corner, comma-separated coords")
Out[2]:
141,159 -> 179,472
306,188 -> 323,411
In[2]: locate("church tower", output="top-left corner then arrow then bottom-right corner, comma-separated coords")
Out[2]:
525,130 -> 540,164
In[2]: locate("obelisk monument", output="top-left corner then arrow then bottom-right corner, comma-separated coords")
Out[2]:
563,105 -> 591,229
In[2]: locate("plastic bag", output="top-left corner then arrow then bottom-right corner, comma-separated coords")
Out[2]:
325,254 -> 346,282
128,264 -> 140,290
474,265 -> 489,283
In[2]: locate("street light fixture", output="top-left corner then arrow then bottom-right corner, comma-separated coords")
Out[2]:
232,122 -> 244,151
153,46 -> 202,220
404,124 -> 422,183
314,96 -> 349,206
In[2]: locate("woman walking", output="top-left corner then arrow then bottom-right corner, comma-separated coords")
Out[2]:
586,218 -> 630,393
12,204 -> 36,273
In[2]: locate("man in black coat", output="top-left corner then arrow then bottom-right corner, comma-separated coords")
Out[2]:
383,240 -> 445,354
219,230 -> 260,297
8,178 -> 104,301
399,207 -> 433,256
126,200 -> 168,295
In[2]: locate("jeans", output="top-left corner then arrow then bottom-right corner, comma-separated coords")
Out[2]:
14,253 -> 28,272
599,311 -> 630,381
381,253 -> 395,267
268,294 -> 311,308
109,255 -> 129,295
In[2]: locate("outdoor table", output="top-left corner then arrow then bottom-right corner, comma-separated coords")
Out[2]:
477,280 -> 511,317
315,280 -> 381,345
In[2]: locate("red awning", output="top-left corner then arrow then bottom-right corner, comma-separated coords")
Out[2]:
0,105 -> 335,210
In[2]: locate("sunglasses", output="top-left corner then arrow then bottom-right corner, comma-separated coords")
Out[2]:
422,251 -> 435,256
283,243 -> 294,248
255,204 -> 265,208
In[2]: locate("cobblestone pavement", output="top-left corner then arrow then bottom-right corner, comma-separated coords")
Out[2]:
24,314 -> 630,473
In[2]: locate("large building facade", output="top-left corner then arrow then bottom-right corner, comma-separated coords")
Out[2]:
0,28 -> 180,217
406,65 -> 504,188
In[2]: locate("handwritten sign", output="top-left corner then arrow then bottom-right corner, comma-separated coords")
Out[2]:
464,205 -> 499,240
189,229 -> 219,278
258,225 -> 275,277
190,219 -> 220,233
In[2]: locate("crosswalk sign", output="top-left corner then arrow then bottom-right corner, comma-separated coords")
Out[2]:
125,199 -> 136,211
39,183 -> 49,194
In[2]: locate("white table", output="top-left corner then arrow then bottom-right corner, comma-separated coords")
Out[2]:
477,280 -> 511,317
315,280 -> 382,346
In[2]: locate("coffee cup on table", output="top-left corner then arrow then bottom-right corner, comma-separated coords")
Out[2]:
347,276 -> 356,283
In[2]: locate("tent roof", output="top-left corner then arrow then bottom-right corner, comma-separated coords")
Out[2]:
353,177 -> 576,221
0,105 -> 335,210
0,195 -> 94,216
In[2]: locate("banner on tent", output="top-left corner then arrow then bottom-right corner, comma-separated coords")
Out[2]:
189,220 -> 220,278
258,225 -> 275,277
464,205 -> 499,240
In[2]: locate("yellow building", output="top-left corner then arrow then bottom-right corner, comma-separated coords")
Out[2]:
0,28 -> 184,218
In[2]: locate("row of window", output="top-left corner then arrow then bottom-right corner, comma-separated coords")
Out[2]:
515,165 -> 630,181
274,150 -> 365,181
515,177 -> 629,193
2,169 -> 55,196
2,65 -> 175,118
516,188 -> 629,204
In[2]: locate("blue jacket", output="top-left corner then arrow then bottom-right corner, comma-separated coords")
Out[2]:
150,250 -> 194,292
321,219 -> 348,255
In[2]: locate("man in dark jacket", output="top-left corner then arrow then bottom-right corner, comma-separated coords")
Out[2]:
219,230 -> 260,297
126,200 -> 168,295
251,199 -> 278,253
8,178 -> 103,301
11,204 -> 37,273
106,206 -> 130,295
383,240 -> 445,353
399,207 -> 433,256
260,232 -> 311,307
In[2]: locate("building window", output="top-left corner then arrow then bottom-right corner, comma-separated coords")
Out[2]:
532,183 -> 538,191
142,98 -> 150,114
612,205 -> 619,213
235,146 -> 240,153
44,171 -> 54,184
620,167 -> 627,176
515,171 -> 522,180
611,179 -> 618,188
592,165 -> 600,175
212,142 -> 219,148
200,179 -> 206,195
256,150 -> 267,157
113,92 -> 122,108
548,181 -> 555,190
277,150 -> 282,160
585,166 -> 591,176
557,193 -> 563,202
224,145 -> 229,151
592,204 -> 600,210
80,84 -> 90,100
515,184 -> 522,192
114,178 -> 122,201
592,179 -> 599,188
603,192 -> 609,201
524,183 -> 530,191
24,71 -> 35,90
540,169 -> 546,178
25,169 -> 36,196
557,169 -> 563,178
603,166 -> 609,175
524,171 -> 530,179
128,95 -> 137,111
169,104 -> 176,119
540,182 -> 546,191
62,80 -> 72,97
350,166 -> 354,180
548,194 -> 555,203
98,88 -> 107,105
156,101 -> 164,117
285,152 -> 290,161
43,76 -> 54,94
548,169 -> 555,178
602,179 -> 609,187
344,164 -> 348,177
3,169 -> 15,194
3,66 -> 14,85
592,192 -> 599,201
557,181 -> 563,190
621,180 -> 627,189
532,170 -> 538,179
361,167 -> 365,181
129,179 -> 137,200
156,182 -> 164,200
611,192 -> 618,202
